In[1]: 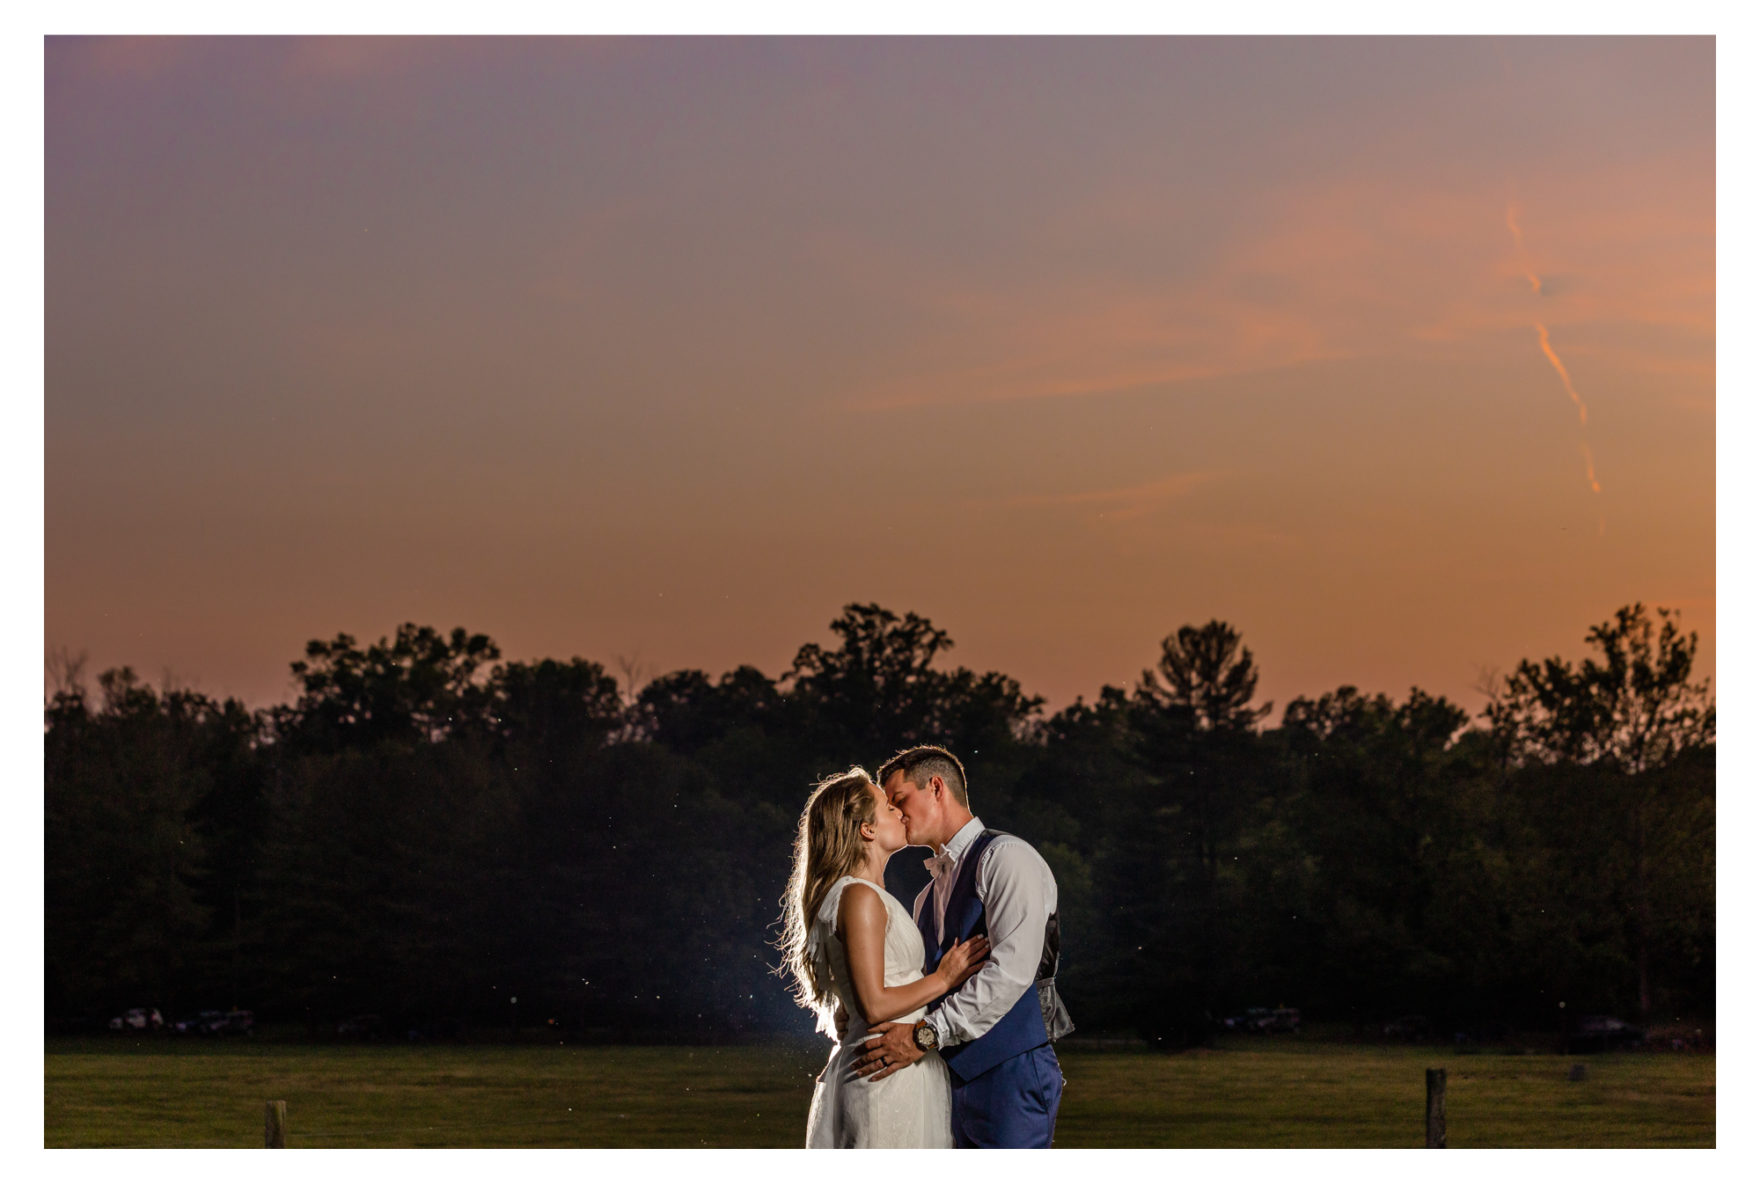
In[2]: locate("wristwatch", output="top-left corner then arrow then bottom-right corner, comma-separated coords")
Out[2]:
912,1019 -> 939,1052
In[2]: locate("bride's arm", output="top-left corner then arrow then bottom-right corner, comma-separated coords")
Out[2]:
838,884 -> 988,1027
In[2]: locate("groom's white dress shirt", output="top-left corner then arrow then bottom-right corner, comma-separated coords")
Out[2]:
913,815 -> 1058,1049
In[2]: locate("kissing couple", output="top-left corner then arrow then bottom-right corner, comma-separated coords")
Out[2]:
778,745 -> 1074,1148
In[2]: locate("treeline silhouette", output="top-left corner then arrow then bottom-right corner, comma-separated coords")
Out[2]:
44,602 -> 1713,1045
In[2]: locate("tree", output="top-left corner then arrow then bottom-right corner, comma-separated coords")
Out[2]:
1134,621 -> 1273,898
784,603 -> 954,754
1486,602 -> 1713,774
1139,620 -> 1273,733
44,669 -> 219,1017
493,657 -> 625,756
275,624 -> 502,752
636,666 -> 782,757
782,603 -> 1041,765
1127,620 -> 1273,1042
1485,603 -> 1715,1017
1274,687 -> 1477,1021
1023,687 -> 1155,1033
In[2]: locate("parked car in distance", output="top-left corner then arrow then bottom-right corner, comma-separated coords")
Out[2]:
107,1008 -> 163,1032
336,1013 -> 385,1039
1220,1006 -> 1301,1033
1567,1014 -> 1644,1053
222,1009 -> 254,1035
1382,1014 -> 1430,1040
173,1010 -> 230,1035
1643,1023 -> 1707,1052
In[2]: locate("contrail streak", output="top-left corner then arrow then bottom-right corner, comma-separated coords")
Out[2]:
1505,203 -> 1544,294
1534,322 -> 1588,427
1506,202 -> 1602,510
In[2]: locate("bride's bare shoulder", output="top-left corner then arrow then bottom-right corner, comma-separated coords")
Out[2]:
835,878 -> 887,938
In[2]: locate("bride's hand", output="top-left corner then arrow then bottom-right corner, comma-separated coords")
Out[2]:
934,935 -> 990,990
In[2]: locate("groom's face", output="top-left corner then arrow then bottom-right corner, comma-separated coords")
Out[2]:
882,770 -> 937,848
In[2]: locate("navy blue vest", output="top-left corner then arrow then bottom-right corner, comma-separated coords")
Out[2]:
916,829 -> 1051,1082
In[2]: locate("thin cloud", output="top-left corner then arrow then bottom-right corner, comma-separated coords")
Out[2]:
825,155 -> 1709,415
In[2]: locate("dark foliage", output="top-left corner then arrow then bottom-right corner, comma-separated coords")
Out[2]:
43,603 -> 1713,1040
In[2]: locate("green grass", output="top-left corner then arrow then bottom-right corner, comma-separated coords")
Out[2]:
1054,1039 -> 1714,1147
44,1036 -> 1714,1148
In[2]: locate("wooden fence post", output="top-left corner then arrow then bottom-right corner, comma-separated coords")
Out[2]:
1425,1068 -> 1446,1148
265,1100 -> 287,1148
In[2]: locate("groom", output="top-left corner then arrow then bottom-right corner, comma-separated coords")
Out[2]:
853,745 -> 1071,1148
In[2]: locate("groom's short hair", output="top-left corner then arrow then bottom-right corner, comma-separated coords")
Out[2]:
877,745 -> 969,807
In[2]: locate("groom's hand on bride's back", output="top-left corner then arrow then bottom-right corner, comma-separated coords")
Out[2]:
851,1021 -> 922,1082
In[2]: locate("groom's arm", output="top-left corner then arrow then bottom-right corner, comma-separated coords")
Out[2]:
923,838 -> 1055,1049
853,839 -> 1058,1082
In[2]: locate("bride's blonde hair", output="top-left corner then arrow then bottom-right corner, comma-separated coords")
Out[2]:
775,766 -> 879,1030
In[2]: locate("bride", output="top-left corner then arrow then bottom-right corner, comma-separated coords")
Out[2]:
777,767 -> 989,1148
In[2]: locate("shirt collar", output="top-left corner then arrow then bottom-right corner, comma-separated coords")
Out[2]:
941,816 -> 985,865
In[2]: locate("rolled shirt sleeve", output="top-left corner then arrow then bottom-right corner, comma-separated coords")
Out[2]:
926,836 -> 1058,1047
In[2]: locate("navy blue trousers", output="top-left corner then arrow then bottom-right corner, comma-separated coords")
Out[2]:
950,1043 -> 1064,1148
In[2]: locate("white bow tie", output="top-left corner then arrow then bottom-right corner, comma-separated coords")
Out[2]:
928,848 -> 957,880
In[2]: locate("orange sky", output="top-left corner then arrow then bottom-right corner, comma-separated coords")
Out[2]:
44,36 -> 1714,718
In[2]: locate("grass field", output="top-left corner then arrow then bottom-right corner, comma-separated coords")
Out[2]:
44,1035 -> 1714,1148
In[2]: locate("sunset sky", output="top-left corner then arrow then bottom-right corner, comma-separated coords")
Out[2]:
44,35 -> 1716,719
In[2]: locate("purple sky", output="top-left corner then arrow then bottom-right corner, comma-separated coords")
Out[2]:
45,36 -> 1715,717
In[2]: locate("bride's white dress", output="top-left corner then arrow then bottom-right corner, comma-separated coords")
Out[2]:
804,875 -> 954,1149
